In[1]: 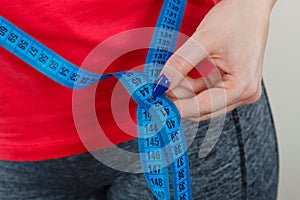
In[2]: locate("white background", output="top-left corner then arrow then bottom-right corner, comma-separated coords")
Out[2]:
263,0 -> 300,199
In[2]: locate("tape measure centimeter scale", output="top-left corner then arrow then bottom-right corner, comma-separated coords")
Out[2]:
138,0 -> 191,200
0,0 -> 192,199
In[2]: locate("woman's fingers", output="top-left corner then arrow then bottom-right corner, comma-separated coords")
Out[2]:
156,37 -> 209,93
179,77 -> 208,92
187,102 -> 242,122
186,86 -> 262,122
173,87 -> 230,119
167,77 -> 208,99
171,77 -> 262,120
167,87 -> 196,99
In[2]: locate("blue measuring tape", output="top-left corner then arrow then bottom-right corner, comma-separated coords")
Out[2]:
0,0 -> 192,199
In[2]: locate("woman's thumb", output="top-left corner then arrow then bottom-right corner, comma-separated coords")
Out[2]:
153,37 -> 208,97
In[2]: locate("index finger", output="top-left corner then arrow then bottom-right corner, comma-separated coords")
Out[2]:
156,36 -> 209,92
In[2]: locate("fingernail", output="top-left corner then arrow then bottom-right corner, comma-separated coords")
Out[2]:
152,74 -> 170,97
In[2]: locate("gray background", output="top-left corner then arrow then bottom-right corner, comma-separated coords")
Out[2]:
263,0 -> 300,199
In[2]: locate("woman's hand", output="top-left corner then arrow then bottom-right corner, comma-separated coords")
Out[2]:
158,0 -> 276,121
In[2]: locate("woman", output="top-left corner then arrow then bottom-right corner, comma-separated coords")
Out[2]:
0,0 -> 278,199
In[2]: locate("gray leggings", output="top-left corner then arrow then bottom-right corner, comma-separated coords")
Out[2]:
0,83 -> 278,200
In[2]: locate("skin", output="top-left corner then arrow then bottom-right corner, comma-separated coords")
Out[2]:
160,0 -> 277,121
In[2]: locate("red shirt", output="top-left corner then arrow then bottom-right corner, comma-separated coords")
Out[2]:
0,0 -> 219,161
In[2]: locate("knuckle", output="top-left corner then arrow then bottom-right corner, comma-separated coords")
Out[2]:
227,78 -> 247,100
246,86 -> 262,104
242,82 -> 259,99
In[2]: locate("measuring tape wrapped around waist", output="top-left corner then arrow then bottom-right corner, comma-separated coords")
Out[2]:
0,0 -> 193,199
